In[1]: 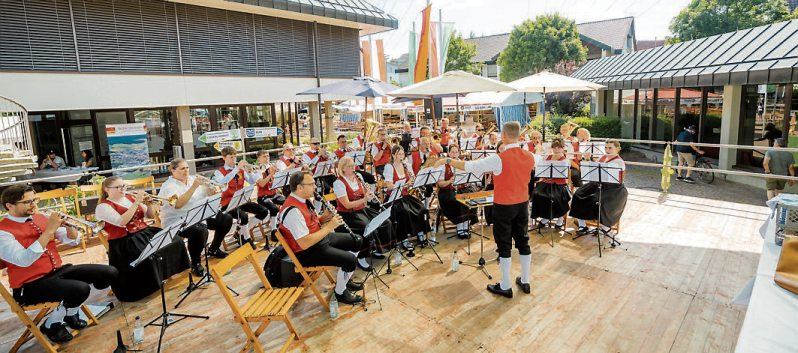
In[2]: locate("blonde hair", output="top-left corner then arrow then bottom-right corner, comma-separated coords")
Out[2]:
530,130 -> 543,140
337,156 -> 354,176
576,128 -> 591,141
100,175 -> 124,201
606,139 -> 621,149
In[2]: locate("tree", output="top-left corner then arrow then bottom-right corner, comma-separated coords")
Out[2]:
497,14 -> 586,82
444,31 -> 483,75
667,0 -> 796,44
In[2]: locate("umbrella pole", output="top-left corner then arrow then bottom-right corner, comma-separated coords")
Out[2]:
542,87 -> 546,140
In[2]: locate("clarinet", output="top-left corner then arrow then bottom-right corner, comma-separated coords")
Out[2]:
355,173 -> 386,211
313,191 -> 358,241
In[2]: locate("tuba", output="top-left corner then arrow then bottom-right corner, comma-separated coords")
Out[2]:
362,118 -> 382,164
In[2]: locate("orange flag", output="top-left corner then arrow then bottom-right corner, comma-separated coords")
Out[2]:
361,40 -> 372,77
413,4 -> 432,83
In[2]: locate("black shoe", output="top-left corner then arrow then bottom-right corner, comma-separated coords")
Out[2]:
357,259 -> 373,272
486,283 -> 513,298
457,231 -> 469,239
191,263 -> 205,277
346,280 -> 364,292
270,229 -> 278,243
370,251 -> 385,259
63,313 -> 88,330
534,222 -> 548,231
554,224 -> 564,231
683,177 -> 696,184
676,176 -> 683,181
401,240 -> 415,252
577,226 -> 590,235
40,322 -> 73,343
247,238 -> 256,249
335,289 -> 363,305
207,248 -> 228,259
515,277 -> 531,294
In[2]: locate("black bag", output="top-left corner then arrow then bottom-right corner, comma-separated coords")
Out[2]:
263,245 -> 303,288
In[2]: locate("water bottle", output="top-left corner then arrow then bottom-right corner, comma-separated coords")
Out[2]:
451,251 -> 460,272
430,232 -> 437,243
133,316 -> 144,344
329,293 -> 339,320
393,250 -> 402,266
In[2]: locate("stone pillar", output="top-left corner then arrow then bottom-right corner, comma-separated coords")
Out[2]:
308,101 -> 321,139
176,106 -> 196,173
718,85 -> 743,171
324,100 -> 334,141
595,90 -> 606,117
605,89 -> 616,117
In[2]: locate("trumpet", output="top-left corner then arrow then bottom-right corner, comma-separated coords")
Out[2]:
39,210 -> 105,235
196,175 -> 226,187
125,191 -> 178,206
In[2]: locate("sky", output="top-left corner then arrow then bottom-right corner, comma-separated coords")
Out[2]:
369,0 -> 693,58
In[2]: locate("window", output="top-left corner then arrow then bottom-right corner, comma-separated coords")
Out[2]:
216,107 -> 240,130
655,88 -> 675,141
638,89 -> 653,141
620,89 -> 635,139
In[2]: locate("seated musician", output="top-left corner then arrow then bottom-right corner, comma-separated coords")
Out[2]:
411,126 -> 431,150
333,157 -> 393,271
278,171 -> 364,305
430,133 -> 445,156
370,128 -> 392,175
212,146 -> 270,249
482,132 -> 499,150
472,123 -> 486,149
567,127 -> 591,188
95,176 -> 189,302
276,143 -> 302,171
524,130 -> 544,154
531,138 -> 572,230
383,145 -> 431,253
409,136 -> 438,206
436,145 -> 478,239
254,150 -> 285,241
0,185 -> 118,343
352,127 -> 366,150
303,137 -> 335,193
439,117 -> 451,153
571,139 -> 628,235
159,159 -> 235,276
334,134 -> 375,185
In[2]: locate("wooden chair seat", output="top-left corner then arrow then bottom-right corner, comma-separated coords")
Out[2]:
240,287 -> 304,319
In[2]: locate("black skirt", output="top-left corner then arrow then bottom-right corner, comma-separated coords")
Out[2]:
338,208 -> 393,252
530,182 -> 571,219
438,188 -> 478,224
107,227 -> 190,302
389,195 -> 430,240
569,183 -> 628,227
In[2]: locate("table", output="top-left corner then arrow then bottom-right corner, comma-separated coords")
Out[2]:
734,210 -> 798,353
20,167 -> 99,183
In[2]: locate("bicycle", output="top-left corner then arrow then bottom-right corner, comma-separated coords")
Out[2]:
693,154 -> 715,184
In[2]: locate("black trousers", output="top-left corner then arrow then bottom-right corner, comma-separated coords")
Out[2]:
13,264 -> 118,308
375,165 -> 386,177
206,211 -> 234,251
296,232 -> 361,272
178,223 -> 209,266
355,170 -> 376,184
492,202 -> 532,258
226,201 -> 269,226
257,194 -> 286,217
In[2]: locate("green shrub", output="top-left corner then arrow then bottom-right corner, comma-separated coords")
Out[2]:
571,116 -> 622,139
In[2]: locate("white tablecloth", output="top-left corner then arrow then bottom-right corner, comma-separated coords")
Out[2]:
735,210 -> 798,353
20,167 -> 98,183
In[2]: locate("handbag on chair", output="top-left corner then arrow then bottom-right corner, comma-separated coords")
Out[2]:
775,237 -> 798,294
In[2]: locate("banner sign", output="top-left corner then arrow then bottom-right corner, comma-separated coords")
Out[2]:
106,123 -> 150,179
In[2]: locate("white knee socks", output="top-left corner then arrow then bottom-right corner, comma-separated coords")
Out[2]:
577,219 -> 586,227
45,305 -> 66,328
554,217 -> 563,226
239,222 -> 251,241
520,254 -> 531,284
270,216 -> 278,231
499,257 -> 511,290
334,269 -> 354,295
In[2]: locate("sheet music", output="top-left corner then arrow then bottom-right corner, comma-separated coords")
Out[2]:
453,170 -> 484,186
386,180 -> 405,204
461,138 -> 478,150
469,150 -> 496,160
272,167 -> 300,190
363,206 -> 392,239
412,167 -> 443,188
228,185 -> 255,209
131,223 -> 182,267
580,161 -> 622,183
345,151 -> 366,166
313,160 -> 334,177
181,194 -> 222,229
534,160 -> 570,179
578,142 -> 606,156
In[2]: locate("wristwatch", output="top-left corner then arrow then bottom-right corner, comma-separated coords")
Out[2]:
446,158 -> 451,165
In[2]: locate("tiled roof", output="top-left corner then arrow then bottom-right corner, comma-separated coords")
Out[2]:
636,39 -> 665,51
466,33 -> 511,64
226,0 -> 398,29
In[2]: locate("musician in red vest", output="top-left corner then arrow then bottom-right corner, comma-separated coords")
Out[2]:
435,145 -> 478,239
0,185 -> 117,343
383,145 -> 430,254
370,128 -> 392,175
435,121 -> 534,298
439,117 -> 451,153
530,138 -> 571,230
254,150 -> 285,242
278,171 -> 363,305
570,140 -> 628,236
334,134 -> 375,185
333,156 -> 392,271
352,127 -> 366,150
275,142 -> 302,171
303,137 -> 335,194
409,136 -> 437,206
95,176 -> 189,302
212,146 -> 270,249
472,123 -> 486,149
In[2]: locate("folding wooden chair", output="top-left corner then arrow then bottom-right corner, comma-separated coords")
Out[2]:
0,281 -> 98,353
36,188 -> 87,254
209,246 -> 303,353
273,231 -> 336,311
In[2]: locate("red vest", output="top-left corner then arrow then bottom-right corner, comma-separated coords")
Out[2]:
305,150 -> 328,173
280,155 -> 294,168
278,195 -> 322,253
540,155 -> 568,185
335,176 -> 365,213
356,135 -> 364,148
257,168 -> 276,197
472,134 -> 484,149
372,142 -> 391,167
599,155 -> 625,183
101,196 -> 149,240
493,147 -> 534,205
0,214 -> 62,289
334,147 -> 350,160
441,164 -> 466,191
410,151 -> 424,175
219,167 -> 245,207
391,164 -> 411,196
440,127 -> 450,145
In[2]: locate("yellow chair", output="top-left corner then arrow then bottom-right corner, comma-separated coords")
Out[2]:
36,188 -> 87,253
125,176 -> 156,193
0,280 -> 98,353
274,231 -> 336,311
209,246 -> 302,353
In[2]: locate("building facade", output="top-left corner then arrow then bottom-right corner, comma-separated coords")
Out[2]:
0,0 -> 396,172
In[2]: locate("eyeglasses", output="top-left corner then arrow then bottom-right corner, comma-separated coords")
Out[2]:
300,182 -> 315,187
477,129 -> 484,132
311,142 -> 320,145
15,198 -> 40,206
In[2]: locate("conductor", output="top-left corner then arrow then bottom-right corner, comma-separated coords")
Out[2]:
434,121 -> 535,298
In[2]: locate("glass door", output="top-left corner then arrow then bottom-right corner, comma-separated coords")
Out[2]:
65,125 -> 95,167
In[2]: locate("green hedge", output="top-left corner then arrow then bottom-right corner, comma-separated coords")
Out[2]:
571,116 -> 623,139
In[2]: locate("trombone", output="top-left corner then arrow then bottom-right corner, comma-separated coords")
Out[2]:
125,191 -> 178,206
38,210 -> 105,235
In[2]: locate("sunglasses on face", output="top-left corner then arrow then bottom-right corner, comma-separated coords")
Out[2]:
15,198 -> 40,206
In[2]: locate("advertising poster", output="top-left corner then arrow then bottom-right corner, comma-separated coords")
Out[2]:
106,123 -> 150,179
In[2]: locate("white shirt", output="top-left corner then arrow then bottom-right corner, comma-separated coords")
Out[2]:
0,215 -> 75,267
332,175 -> 360,198
464,144 -> 541,176
212,164 -> 259,191
40,156 -> 67,169
383,162 -> 410,185
157,176 -> 211,227
278,193 -> 313,241
352,136 -> 363,150
95,198 -> 149,227
302,151 -> 321,166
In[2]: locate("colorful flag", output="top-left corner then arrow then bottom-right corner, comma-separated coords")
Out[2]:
413,4 -> 432,83
361,40 -> 372,77
408,30 -> 417,84
429,22 -> 439,77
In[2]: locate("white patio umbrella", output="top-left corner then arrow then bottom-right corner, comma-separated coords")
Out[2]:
510,71 -> 606,138
388,70 -> 516,130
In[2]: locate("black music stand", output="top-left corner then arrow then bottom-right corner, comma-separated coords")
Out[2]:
575,161 -> 623,257
358,206 -> 393,311
456,194 -> 493,279
579,142 -> 606,161
131,224 -> 209,353
227,185 -> 255,247
271,167 -> 300,191
313,160 -> 335,194
461,138 -> 478,151
533,160 -> 572,247
410,167 -> 443,262
379,180 -> 419,275
174,194 -> 240,308
468,150 -> 496,160
449,171 -> 486,248
346,151 -> 366,169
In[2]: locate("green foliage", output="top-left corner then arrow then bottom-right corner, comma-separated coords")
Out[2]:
498,14 -> 587,82
667,0 -> 796,44
571,116 -> 623,139
445,31 -> 484,75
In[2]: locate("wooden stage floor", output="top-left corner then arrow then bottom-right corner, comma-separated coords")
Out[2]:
0,187 -> 768,353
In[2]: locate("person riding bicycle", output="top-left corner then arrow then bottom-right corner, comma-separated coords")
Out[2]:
675,125 -> 704,184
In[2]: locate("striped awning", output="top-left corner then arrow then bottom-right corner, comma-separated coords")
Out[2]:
572,19 -> 798,89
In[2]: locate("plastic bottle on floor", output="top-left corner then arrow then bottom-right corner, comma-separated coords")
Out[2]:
329,293 -> 339,320
133,316 -> 144,344
393,250 -> 402,266
451,251 -> 460,272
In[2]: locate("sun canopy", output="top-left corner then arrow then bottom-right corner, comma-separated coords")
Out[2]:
510,71 -> 606,93
297,76 -> 398,98
388,70 -> 516,98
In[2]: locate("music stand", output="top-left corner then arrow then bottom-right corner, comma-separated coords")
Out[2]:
579,142 -> 606,157
130,224 -> 209,353
384,180 -> 405,205
410,167 -> 444,259
469,150 -> 496,160
313,160 -> 334,178
576,161 -> 623,257
271,167 -> 300,191
227,185 -> 255,247
359,206 -> 393,311
346,151 -> 366,168
461,138 -> 478,151
449,170 -> 487,246
456,193 -> 494,279
533,160 -> 572,246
